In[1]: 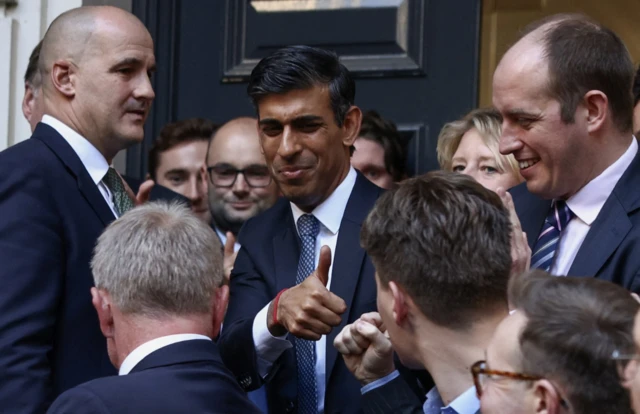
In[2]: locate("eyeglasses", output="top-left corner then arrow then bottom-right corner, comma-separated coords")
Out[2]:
207,164 -> 272,188
471,360 -> 569,409
612,350 -> 640,383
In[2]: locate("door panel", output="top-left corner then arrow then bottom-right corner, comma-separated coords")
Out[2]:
130,0 -> 481,178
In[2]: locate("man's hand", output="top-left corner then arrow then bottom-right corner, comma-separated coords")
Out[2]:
497,187 -> 531,278
119,170 -> 154,207
267,246 -> 347,339
333,312 -> 395,385
223,232 -> 238,284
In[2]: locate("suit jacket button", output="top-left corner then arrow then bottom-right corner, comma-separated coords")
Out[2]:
285,401 -> 295,413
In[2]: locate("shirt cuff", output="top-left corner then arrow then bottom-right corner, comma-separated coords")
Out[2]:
252,301 -> 293,377
361,370 -> 400,394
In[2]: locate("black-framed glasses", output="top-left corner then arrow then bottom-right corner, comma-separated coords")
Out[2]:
207,164 -> 272,188
470,360 -> 569,409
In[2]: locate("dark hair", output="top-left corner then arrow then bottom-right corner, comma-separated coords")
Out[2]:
247,45 -> 355,129
509,270 -> 638,414
361,171 -> 511,330
358,110 -> 408,181
520,14 -> 634,132
24,40 -> 43,87
633,64 -> 640,107
148,118 -> 218,180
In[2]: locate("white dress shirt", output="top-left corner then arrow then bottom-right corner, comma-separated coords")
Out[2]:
215,226 -> 241,253
118,334 -> 211,375
251,166 -> 358,413
41,115 -> 119,218
551,138 -> 637,275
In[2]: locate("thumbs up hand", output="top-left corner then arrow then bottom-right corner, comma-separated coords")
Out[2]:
267,246 -> 347,340
223,232 -> 238,284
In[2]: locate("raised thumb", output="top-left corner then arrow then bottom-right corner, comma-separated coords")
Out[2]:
315,245 -> 332,287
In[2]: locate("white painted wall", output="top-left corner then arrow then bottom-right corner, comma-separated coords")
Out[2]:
0,0 -> 131,171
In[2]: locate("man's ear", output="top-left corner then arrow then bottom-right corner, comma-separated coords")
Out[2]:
91,287 -> 114,339
532,379 -> 564,414
22,84 -> 35,122
342,106 -> 363,148
51,60 -> 76,98
582,90 -> 608,134
211,285 -> 230,338
389,281 -> 409,326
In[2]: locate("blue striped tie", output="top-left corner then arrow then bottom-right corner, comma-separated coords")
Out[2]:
295,214 -> 320,414
531,200 -> 574,271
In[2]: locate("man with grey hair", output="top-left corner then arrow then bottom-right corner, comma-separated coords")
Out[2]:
47,202 -> 261,413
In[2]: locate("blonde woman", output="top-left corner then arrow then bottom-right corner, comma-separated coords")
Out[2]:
438,108 -> 529,277
437,107 -> 523,192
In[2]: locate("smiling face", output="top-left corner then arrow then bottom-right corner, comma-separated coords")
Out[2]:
257,85 -> 359,211
72,16 -> 156,159
493,39 -> 591,200
451,128 -> 521,192
207,119 -> 279,234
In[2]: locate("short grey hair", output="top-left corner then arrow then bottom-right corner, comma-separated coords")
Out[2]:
91,201 -> 223,317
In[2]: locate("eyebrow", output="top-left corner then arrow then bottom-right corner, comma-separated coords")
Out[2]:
504,108 -> 540,118
163,168 -> 188,176
259,115 -> 324,127
110,57 -> 156,72
451,156 -> 497,163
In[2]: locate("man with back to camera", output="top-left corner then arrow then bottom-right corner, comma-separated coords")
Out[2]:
0,6 -> 156,412
494,14 -> 640,289
47,202 -> 262,414
334,171 -> 511,414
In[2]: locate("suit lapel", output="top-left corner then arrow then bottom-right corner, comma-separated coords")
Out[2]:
510,183 -> 550,249
569,149 -> 640,276
33,124 -> 116,226
274,207 -> 300,295
325,173 -> 382,384
568,198 -> 631,276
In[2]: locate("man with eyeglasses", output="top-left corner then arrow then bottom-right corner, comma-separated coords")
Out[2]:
334,171 -> 511,414
477,270 -> 637,414
206,117 -> 280,261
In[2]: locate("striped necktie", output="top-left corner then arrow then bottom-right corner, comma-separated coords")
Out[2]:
295,214 -> 320,414
531,200 -> 574,272
102,168 -> 135,217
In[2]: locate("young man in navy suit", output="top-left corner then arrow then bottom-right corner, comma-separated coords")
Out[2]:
493,14 -> 640,290
48,202 -> 261,414
0,6 -> 156,412
218,46 -> 394,413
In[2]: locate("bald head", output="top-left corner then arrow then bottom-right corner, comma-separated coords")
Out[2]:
495,14 -> 634,132
37,5 -> 155,162
207,116 -> 279,234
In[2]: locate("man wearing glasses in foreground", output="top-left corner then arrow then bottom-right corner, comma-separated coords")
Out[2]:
477,270 -> 637,414
334,171 -> 511,414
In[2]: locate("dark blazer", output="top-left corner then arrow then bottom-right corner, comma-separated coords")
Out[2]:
512,150 -> 640,292
0,124 -> 187,413
47,339 -> 262,414
218,173 -> 384,414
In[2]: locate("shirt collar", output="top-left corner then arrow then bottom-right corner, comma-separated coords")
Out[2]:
118,334 -> 211,375
41,115 -> 110,185
566,137 -> 637,225
424,386 -> 480,414
290,167 -> 357,235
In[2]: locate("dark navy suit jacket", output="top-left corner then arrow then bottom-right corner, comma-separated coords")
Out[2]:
512,149 -> 640,291
218,173 -> 384,414
47,339 -> 262,414
0,123 -> 186,413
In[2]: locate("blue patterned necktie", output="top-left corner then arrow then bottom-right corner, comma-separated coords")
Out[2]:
295,214 -> 320,414
531,200 -> 574,271
102,167 -> 135,216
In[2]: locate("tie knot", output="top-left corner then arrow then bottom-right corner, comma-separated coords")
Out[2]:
548,199 -> 574,232
297,214 -> 320,238
102,167 -> 122,191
